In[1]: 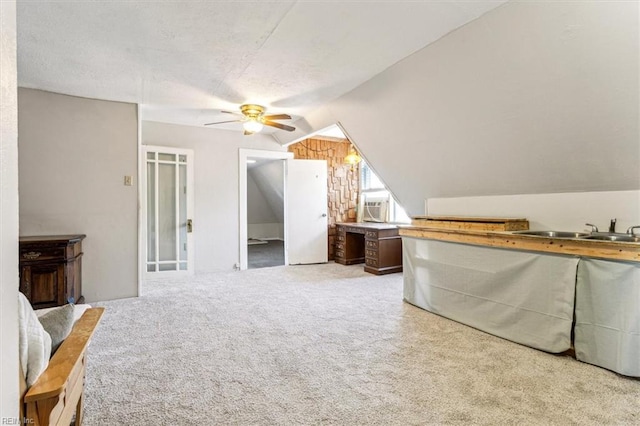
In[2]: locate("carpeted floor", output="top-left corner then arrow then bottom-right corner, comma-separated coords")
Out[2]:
85,263 -> 639,425
248,240 -> 285,269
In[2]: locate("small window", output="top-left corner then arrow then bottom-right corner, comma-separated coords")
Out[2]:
361,162 -> 385,191
158,153 -> 176,162
359,161 -> 410,224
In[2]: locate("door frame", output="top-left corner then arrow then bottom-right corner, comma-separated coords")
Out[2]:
239,149 -> 293,270
140,145 -> 195,280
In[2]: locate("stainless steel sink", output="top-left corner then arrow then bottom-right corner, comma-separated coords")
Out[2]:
514,231 -> 590,238
583,235 -> 640,243
514,230 -> 640,242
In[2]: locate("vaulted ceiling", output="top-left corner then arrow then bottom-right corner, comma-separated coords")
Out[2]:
17,0 -> 507,131
16,1 -> 639,213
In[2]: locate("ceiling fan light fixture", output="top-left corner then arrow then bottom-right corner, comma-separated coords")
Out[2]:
205,104 -> 294,134
243,119 -> 263,133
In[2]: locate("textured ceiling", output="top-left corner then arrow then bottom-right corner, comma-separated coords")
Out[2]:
17,0 -> 507,132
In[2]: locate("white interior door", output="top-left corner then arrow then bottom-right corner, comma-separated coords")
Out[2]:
286,159 -> 328,265
142,146 -> 194,276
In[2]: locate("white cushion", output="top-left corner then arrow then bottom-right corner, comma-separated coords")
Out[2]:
18,293 -> 52,387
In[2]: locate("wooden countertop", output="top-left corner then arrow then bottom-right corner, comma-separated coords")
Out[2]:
410,216 -> 528,231
399,226 -> 640,263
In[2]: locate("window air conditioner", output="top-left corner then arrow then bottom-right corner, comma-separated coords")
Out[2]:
362,197 -> 389,223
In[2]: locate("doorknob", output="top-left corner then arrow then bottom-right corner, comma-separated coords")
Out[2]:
187,219 -> 193,233
321,213 -> 327,217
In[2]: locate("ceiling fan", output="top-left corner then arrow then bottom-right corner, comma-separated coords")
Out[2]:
204,104 -> 295,135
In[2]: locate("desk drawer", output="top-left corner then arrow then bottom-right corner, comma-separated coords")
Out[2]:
336,234 -> 345,242
365,249 -> 378,258
365,258 -> 378,267
335,250 -> 345,259
365,230 -> 378,239
365,240 -> 378,249
335,242 -> 345,251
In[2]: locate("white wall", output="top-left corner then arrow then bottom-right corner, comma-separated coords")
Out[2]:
247,160 -> 285,239
247,222 -> 284,240
141,121 -> 287,272
247,172 -> 278,223
247,169 -> 283,240
18,88 -> 138,302
1,0 -> 19,418
428,190 -> 640,233
278,2 -> 640,221
250,161 -> 285,221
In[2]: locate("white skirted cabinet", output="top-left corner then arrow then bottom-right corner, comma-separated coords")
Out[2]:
402,237 -> 640,377
575,259 -> 640,376
402,237 -> 580,353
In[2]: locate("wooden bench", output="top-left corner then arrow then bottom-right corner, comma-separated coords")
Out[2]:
20,307 -> 105,426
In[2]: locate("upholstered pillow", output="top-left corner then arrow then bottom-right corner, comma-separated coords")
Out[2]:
38,304 -> 75,354
36,303 -> 90,323
18,293 -> 52,387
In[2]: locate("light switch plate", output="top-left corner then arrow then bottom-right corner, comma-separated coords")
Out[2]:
124,176 -> 133,186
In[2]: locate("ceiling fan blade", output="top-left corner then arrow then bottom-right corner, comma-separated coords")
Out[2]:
263,120 -> 295,132
204,119 -> 241,126
244,130 -> 255,136
221,110 -> 241,115
262,114 -> 291,121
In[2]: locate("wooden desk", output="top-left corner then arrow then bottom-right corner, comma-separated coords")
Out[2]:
335,223 -> 402,275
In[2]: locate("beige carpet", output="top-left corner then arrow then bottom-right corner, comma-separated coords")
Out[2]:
85,263 -> 639,425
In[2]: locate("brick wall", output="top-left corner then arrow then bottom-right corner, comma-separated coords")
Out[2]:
288,137 -> 359,260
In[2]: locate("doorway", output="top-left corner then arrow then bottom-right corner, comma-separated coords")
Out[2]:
141,145 -> 194,277
238,149 -> 328,270
247,157 -> 285,269
239,149 -> 293,270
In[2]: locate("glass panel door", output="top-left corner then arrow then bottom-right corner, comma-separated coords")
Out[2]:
144,147 -> 193,275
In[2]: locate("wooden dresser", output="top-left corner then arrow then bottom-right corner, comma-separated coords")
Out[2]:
335,223 -> 402,275
19,235 -> 86,309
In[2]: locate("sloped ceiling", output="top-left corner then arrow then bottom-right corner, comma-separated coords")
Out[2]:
17,1 -> 638,217
278,1 -> 640,215
16,0 -> 507,130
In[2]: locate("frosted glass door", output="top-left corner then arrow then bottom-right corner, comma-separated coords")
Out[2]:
144,148 -> 193,274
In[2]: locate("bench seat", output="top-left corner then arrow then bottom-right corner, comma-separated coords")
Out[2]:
21,307 -> 104,426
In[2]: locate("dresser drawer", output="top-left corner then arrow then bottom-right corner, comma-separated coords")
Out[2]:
365,258 -> 378,267
365,230 -> 378,239
19,247 -> 65,262
365,249 -> 378,258
365,240 -> 378,249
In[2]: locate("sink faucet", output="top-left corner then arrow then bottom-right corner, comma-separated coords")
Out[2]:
609,218 -> 617,233
585,223 -> 599,233
628,226 -> 640,235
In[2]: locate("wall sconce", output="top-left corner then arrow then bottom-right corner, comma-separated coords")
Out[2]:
344,145 -> 361,171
